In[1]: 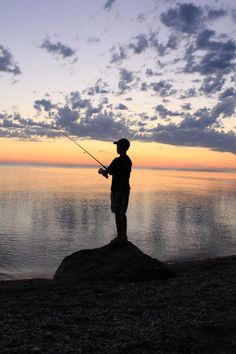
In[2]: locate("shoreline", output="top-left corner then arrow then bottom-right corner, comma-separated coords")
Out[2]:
0,255 -> 235,353
0,254 -> 235,284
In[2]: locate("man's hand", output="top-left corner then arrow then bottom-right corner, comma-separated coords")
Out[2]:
98,168 -> 108,179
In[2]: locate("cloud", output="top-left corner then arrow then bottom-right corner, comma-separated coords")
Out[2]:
110,31 -> 178,65
110,45 -> 128,64
55,106 -> 80,128
0,113 -> 22,129
155,104 -> 183,119
23,92 -> 132,141
141,82 -> 148,91
86,79 -> 110,95
195,29 -> 215,49
166,34 -> 178,50
55,110 -> 130,141
220,87 -> 236,100
185,30 -> 236,77
0,111 -> 56,140
87,37 -> 100,43
148,32 -> 167,56
22,91 -> 131,141
144,123 -> 236,155
198,40 -> 236,75
129,34 -> 149,54
232,10 -> 236,23
178,96 -> 236,131
207,8 -> 226,20
77,113 -> 130,140
41,39 -> 77,59
129,32 -> 177,57
187,95 -> 235,130
67,91 -> 90,109
137,14 -> 146,23
115,103 -> 128,110
151,80 -> 176,97
34,99 -> 54,112
104,0 -> 116,11
180,109 -> 214,130
146,68 -> 159,77
85,104 -> 103,116
211,98 -> 236,120
1,82 -> 235,155
181,103 -> 192,111
0,45 -> 21,75
118,68 -> 136,93
160,3 -> 204,34
200,75 -> 225,95
134,94 -> 236,155
180,87 -> 198,99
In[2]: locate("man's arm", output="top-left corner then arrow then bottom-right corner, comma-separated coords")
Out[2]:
98,168 -> 108,179
98,158 -> 117,179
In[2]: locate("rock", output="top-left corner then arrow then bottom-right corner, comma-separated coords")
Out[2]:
54,241 -> 175,282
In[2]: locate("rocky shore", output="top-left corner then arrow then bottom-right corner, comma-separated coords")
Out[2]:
0,253 -> 235,353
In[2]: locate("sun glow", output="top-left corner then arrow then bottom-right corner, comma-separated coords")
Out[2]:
1,138 -> 236,170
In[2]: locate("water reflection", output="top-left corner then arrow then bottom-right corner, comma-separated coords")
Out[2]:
128,170 -> 236,262
0,166 -> 235,279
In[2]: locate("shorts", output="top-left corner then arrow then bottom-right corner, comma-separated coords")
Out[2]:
111,190 -> 130,214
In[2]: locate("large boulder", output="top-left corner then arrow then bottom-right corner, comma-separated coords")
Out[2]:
54,241 -> 175,282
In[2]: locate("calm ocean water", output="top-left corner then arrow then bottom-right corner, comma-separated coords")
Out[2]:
0,164 -> 235,280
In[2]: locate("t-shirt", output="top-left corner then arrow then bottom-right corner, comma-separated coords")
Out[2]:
106,154 -> 132,191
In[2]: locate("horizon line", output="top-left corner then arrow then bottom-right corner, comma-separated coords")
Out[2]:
0,161 -> 236,174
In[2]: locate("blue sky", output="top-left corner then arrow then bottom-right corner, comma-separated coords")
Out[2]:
0,0 -> 236,157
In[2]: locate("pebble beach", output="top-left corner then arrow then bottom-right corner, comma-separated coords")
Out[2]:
0,255 -> 235,353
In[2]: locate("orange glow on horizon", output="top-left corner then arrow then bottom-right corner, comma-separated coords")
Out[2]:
1,138 -> 236,170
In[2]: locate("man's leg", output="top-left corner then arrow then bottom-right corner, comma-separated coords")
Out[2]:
122,214 -> 127,239
115,213 -> 127,240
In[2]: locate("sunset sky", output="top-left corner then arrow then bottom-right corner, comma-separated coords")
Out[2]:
0,0 -> 236,170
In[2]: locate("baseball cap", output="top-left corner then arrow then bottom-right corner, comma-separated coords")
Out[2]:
113,138 -> 130,150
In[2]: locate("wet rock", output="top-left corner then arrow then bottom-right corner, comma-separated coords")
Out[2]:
54,241 -> 175,282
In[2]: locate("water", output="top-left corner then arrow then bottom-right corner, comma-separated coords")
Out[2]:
0,165 -> 235,280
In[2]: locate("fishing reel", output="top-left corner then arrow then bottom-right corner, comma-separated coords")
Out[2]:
98,168 -> 109,178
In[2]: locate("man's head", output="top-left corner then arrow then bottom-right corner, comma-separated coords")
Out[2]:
114,138 -> 130,154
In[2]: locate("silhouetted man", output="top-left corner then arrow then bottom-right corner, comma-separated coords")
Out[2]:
98,138 -> 132,243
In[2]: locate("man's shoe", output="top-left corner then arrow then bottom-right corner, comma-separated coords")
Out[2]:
110,237 -> 128,244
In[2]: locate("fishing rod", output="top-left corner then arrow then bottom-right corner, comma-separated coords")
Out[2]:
52,126 -> 107,169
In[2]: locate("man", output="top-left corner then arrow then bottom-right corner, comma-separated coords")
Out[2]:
98,138 -> 132,243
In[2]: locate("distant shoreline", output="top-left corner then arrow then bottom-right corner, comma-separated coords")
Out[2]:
1,161 -> 236,174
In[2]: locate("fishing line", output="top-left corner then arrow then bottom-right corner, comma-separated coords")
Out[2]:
51,126 -> 107,169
